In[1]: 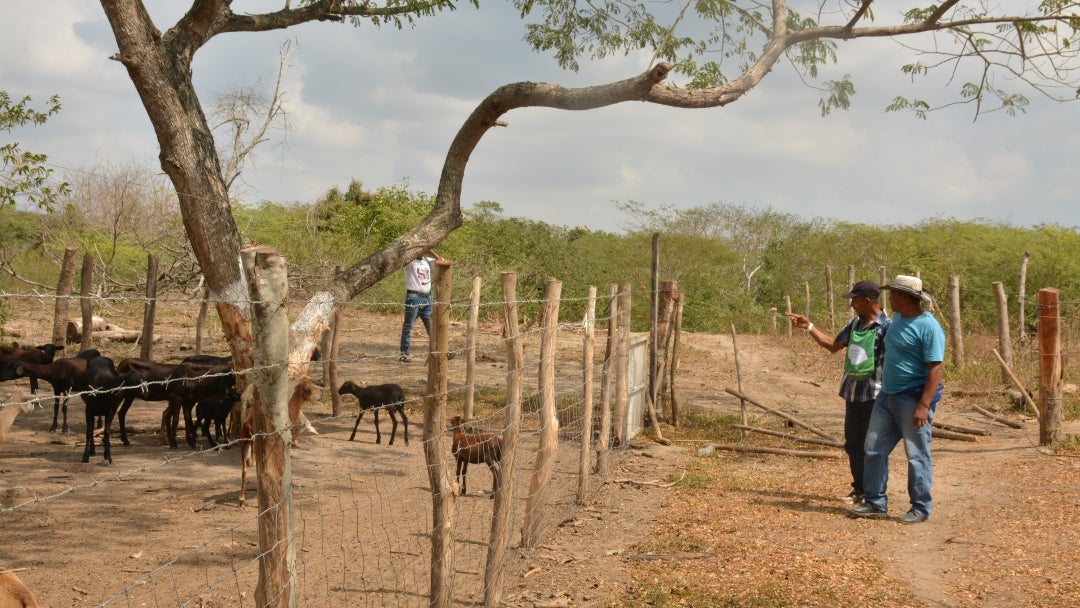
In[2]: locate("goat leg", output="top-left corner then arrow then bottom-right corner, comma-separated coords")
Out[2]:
348,410 -> 366,442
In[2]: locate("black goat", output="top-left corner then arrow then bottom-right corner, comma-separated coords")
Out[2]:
1,348 -> 101,433
79,356 -> 147,464
449,415 -> 503,497
338,380 -> 408,445
115,358 -> 236,449
0,342 -> 59,394
195,388 -> 241,448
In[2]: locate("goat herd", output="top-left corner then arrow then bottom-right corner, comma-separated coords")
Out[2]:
0,341 -> 505,497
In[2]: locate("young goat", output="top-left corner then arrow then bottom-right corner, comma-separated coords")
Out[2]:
0,568 -> 43,608
239,377 -> 318,506
194,388 -> 242,448
448,415 -> 503,498
0,342 -> 58,395
338,380 -> 408,445
0,393 -> 38,445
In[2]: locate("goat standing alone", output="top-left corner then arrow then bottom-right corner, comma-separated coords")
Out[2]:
239,377 -> 318,506
449,415 -> 503,497
338,380 -> 408,445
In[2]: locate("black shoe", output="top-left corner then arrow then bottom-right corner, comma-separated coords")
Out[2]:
848,503 -> 888,519
898,510 -> 929,524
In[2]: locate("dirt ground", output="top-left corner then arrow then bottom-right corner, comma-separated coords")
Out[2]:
2,302 -> 1079,607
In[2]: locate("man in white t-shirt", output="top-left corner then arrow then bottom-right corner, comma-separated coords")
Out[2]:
399,249 -> 443,362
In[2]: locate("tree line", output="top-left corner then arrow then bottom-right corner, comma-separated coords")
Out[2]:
2,177 -> 1077,336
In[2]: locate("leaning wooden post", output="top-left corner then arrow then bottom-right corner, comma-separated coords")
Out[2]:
139,253 -> 159,360
948,275 -> 964,368
825,265 -> 835,331
1037,288 -> 1063,445
732,323 -> 747,437
52,247 -> 78,348
484,272 -> 524,608
79,253 -> 95,350
992,282 -> 1014,386
612,283 -> 631,448
242,246 -> 296,608
1018,252 -> 1031,341
522,278 -> 562,548
425,258 -> 454,608
464,275 -> 482,419
577,285 -> 597,505
595,285 -> 617,476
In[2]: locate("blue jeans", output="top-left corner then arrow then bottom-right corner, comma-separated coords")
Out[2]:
862,385 -> 942,516
399,291 -> 431,356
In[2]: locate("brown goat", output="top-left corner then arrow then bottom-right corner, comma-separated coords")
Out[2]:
0,568 -> 43,608
239,377 -> 317,506
0,394 -> 37,446
449,415 -> 503,498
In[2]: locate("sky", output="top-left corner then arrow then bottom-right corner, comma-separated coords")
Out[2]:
2,1 -> 1078,234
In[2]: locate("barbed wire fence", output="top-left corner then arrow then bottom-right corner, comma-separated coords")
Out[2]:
0,251 -> 666,606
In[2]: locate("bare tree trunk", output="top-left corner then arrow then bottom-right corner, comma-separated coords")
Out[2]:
484,271 -> 524,608
139,253 -> 159,360
327,304 -> 343,416
522,279 -> 562,548
52,247 -> 78,348
992,281 -> 1013,386
242,246 -> 295,608
1037,288 -> 1062,445
425,259 -> 454,608
577,285 -> 597,505
79,253 -> 94,350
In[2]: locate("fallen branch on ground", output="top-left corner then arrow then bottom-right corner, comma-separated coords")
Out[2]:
730,424 -> 844,448
931,428 -> 978,442
705,443 -> 841,459
932,421 -> 991,436
971,404 -> 1024,429
724,388 -> 840,443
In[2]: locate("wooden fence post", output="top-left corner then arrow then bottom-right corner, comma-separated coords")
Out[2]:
522,278 -> 562,548
649,233 -> 659,418
139,253 -> 159,360
669,296 -> 684,427
242,245 -> 295,608
1019,252 -> 1031,341
992,282 -> 1013,386
425,258 -> 454,608
51,247 -> 78,348
1037,288 -> 1063,445
847,265 -> 856,318
327,304 -> 343,416
79,253 -> 95,350
577,285 -> 597,505
803,281 -> 811,318
878,266 -> 889,316
826,265 -> 835,330
484,272 -> 524,608
948,275 -> 964,368
595,285 -> 616,476
195,285 -> 209,355
613,283 -> 631,448
464,275 -> 481,419
784,296 -> 793,338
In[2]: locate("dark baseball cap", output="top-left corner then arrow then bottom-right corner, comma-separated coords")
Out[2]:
842,280 -> 880,299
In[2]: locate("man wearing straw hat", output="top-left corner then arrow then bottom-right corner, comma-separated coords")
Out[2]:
850,275 -> 944,524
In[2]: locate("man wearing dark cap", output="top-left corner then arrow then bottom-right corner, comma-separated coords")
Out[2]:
850,275 -> 944,524
786,280 -> 889,505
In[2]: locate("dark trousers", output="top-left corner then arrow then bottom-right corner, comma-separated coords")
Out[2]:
844,399 -> 876,494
